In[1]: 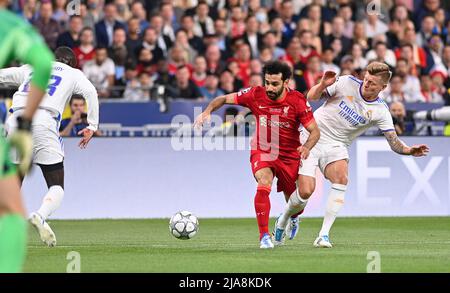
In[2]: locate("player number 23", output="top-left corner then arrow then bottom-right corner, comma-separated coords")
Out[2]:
22,74 -> 62,96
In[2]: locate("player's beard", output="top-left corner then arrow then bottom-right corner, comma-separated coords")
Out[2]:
266,87 -> 284,100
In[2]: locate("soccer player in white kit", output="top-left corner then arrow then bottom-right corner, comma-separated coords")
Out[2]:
0,47 -> 99,247
273,62 -> 429,248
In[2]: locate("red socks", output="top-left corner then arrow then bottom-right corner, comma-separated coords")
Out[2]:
254,185 -> 271,239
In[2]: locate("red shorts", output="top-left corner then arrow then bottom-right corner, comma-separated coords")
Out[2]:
250,151 -> 300,195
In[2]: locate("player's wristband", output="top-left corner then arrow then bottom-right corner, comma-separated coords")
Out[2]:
16,116 -> 32,131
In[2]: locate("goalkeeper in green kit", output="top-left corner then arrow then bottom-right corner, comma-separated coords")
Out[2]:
0,0 -> 54,272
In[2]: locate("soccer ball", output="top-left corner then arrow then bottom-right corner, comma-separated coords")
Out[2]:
169,211 -> 199,240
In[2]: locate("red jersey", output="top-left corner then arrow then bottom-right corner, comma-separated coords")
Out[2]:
73,46 -> 95,69
234,86 -> 314,160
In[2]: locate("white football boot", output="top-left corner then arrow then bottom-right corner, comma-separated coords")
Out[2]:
29,212 -> 57,247
313,235 -> 333,248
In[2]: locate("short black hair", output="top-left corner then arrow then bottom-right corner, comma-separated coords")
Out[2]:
55,46 -> 77,67
69,94 -> 85,105
262,61 -> 292,81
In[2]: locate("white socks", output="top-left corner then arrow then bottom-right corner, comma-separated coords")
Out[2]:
319,183 -> 346,237
277,189 -> 308,229
37,186 -> 64,220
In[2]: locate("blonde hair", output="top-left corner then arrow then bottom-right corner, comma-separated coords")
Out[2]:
367,61 -> 392,84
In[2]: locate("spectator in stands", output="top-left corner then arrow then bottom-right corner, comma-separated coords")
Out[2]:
321,47 -> 340,75
248,73 -> 263,87
150,14 -> 173,56
229,43 -> 252,87
426,34 -> 445,73
295,55 -> 322,94
389,101 -> 414,136
214,18 -> 231,52
250,59 -> 263,75
430,70 -> 447,102
125,17 -> 142,63
191,56 -> 208,88
351,43 -> 368,70
193,1 -> 215,38
262,30 -> 285,60
180,14 -> 204,54
280,37 -> 302,68
85,0 -> 104,28
32,0 -> 62,50
56,15 -> 83,49
166,65 -> 202,100
130,0 -> 149,33
386,19 -> 402,49
324,16 -> 352,55
298,30 -> 319,68
21,0 -> 39,22
278,0 -> 297,46
83,46 -> 115,98
60,95 -> 102,137
243,15 -> 263,59
95,2 -> 126,47
395,58 -> 423,102
136,48 -> 155,75
53,0 -> 69,26
78,3 -> 92,29
417,15 -> 437,47
366,41 -> 396,69
414,0 -> 448,28
248,0 -> 268,24
396,34 -> 427,75
338,4 -> 354,39
74,27 -> 96,69
114,0 -> 132,23
136,27 -> 164,64
383,74 -> 410,103
175,29 -> 198,64
199,72 -> 224,100
259,46 -> 274,64
352,21 -> 369,52
228,5 -> 246,39
420,74 -> 444,103
108,28 -> 128,81
205,44 -> 226,75
219,70 -> 238,94
160,2 -> 177,42
167,45 -> 190,75
363,13 -> 388,40
340,55 -> 355,76
443,45 -> 450,77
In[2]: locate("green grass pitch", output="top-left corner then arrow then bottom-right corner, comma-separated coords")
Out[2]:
24,217 -> 450,272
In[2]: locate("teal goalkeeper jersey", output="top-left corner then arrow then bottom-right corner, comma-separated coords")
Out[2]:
0,8 -> 53,91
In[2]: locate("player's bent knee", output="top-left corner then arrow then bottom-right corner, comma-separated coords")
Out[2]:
331,175 -> 348,185
258,176 -> 273,187
298,188 -> 313,200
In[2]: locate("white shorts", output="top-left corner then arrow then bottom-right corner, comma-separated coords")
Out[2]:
299,140 -> 349,177
5,108 -> 64,165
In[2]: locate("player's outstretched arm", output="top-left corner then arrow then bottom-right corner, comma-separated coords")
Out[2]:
297,121 -> 320,160
193,93 -> 237,128
307,71 -> 337,101
383,130 -> 430,156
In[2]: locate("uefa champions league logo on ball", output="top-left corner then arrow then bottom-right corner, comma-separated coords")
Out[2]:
66,0 -> 81,16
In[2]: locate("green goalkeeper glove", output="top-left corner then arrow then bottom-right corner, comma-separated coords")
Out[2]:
9,116 -> 33,176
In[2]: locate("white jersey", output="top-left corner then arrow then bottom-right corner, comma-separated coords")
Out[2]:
314,75 -> 394,146
0,62 -> 99,131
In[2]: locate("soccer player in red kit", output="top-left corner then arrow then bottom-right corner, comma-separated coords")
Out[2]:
194,61 -> 320,248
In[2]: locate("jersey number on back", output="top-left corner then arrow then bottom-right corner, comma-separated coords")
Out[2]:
22,74 -> 62,96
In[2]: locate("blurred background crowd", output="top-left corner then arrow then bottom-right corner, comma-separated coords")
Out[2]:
1,0 -> 450,136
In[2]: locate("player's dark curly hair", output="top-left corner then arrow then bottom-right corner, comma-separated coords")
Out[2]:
262,61 -> 292,81
55,46 -> 77,68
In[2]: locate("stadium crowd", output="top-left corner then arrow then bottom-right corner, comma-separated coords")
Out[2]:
2,0 -> 450,136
